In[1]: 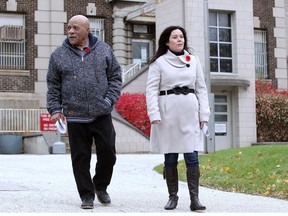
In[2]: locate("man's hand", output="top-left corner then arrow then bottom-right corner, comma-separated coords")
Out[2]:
51,113 -> 66,123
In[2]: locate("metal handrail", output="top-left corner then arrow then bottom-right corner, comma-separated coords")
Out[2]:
122,62 -> 142,83
0,109 -> 47,133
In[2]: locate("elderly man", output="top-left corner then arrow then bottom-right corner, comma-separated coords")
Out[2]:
46,15 -> 122,209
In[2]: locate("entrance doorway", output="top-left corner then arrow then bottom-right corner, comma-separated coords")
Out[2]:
132,39 -> 153,65
214,94 -> 232,151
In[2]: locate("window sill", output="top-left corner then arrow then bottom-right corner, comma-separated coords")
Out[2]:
0,69 -> 30,76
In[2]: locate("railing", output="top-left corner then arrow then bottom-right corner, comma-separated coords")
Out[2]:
122,62 -> 142,84
0,39 -> 26,70
0,109 -> 48,133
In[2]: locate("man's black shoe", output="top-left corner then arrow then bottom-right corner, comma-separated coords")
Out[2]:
95,190 -> 111,204
81,198 -> 94,209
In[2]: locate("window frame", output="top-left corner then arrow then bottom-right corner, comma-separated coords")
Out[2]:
0,13 -> 26,71
254,29 -> 268,79
89,18 -> 105,42
209,11 -> 233,74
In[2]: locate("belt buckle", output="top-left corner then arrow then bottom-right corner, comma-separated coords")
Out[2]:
181,86 -> 189,95
173,86 -> 182,95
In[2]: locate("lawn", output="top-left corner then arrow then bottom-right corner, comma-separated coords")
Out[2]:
154,145 -> 288,200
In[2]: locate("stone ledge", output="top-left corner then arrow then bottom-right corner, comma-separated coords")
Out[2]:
0,69 -> 30,76
252,142 -> 288,146
211,76 -> 250,87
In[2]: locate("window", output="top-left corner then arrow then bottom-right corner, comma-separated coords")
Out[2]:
214,95 -> 228,136
0,13 -> 25,70
254,30 -> 268,79
89,18 -> 105,41
133,25 -> 148,33
209,12 -> 232,73
132,39 -> 152,65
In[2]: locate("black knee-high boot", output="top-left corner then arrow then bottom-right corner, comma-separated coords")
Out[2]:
163,166 -> 179,210
187,166 -> 206,211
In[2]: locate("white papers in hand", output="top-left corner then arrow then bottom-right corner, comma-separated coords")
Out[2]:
55,119 -> 67,134
202,123 -> 210,137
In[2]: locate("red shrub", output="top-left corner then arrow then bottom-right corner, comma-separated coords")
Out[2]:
256,80 -> 288,142
115,93 -> 151,136
255,80 -> 276,95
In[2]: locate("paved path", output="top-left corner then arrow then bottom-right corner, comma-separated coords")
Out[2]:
0,154 -> 287,213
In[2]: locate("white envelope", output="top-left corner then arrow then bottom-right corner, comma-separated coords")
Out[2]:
55,119 -> 67,134
202,123 -> 210,137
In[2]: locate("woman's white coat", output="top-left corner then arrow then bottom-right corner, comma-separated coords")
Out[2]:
146,50 -> 210,154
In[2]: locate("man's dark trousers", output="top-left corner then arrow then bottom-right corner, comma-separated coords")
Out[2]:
67,114 -> 116,201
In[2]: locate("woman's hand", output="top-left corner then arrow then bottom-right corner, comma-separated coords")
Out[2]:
152,120 -> 162,124
200,121 -> 208,129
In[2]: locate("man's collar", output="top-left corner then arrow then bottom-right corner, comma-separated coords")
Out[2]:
75,38 -> 89,51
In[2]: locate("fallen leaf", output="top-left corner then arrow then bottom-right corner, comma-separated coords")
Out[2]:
269,175 -> 275,179
224,166 -> 231,173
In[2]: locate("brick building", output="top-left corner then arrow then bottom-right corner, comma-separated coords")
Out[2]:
0,0 -> 287,153
112,0 -> 288,151
253,0 -> 288,89
0,0 -> 114,109
0,0 -> 151,154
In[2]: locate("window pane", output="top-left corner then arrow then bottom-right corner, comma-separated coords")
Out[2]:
220,44 -> 232,57
215,104 -> 227,112
89,18 -> 105,41
132,41 -> 150,64
209,12 -> 217,26
219,29 -> 231,42
0,14 -> 26,70
210,43 -> 218,56
219,13 -> 231,27
209,27 -> 217,41
254,30 -> 268,79
215,114 -> 227,122
220,59 -> 232,72
215,95 -> 227,103
208,12 -> 232,74
210,58 -> 218,72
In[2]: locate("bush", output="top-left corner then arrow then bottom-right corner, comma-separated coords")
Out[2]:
256,80 -> 288,142
115,93 -> 151,136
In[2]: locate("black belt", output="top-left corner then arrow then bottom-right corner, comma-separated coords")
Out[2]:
159,86 -> 195,96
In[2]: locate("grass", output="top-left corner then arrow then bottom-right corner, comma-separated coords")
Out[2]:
154,145 -> 288,200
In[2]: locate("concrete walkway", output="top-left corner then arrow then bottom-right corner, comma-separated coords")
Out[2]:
0,154 -> 287,214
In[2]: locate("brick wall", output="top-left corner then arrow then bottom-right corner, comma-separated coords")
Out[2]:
253,0 -> 276,83
64,0 -> 113,47
0,0 -> 113,93
0,0 -> 37,92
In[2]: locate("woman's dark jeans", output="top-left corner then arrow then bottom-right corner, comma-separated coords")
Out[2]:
164,151 -> 199,168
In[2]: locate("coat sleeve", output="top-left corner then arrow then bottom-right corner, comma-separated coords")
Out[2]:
46,54 -> 63,115
194,56 -> 210,122
146,62 -> 161,123
104,48 -> 122,106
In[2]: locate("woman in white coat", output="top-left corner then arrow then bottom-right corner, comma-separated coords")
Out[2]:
146,26 -> 210,211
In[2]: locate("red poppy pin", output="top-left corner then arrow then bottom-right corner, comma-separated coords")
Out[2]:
185,55 -> 191,62
84,47 -> 90,53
